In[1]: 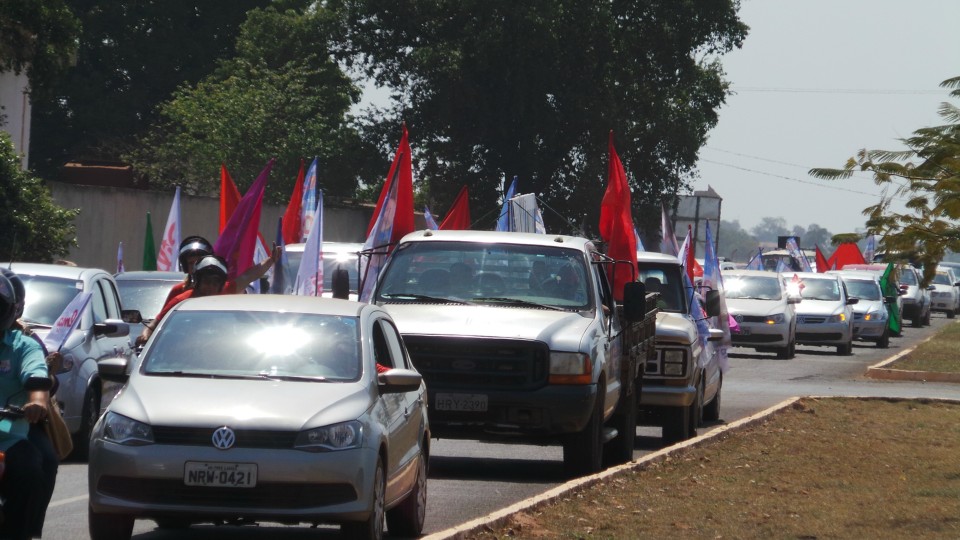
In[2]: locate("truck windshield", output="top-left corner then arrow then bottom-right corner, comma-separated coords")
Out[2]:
375,241 -> 593,310
636,264 -> 687,313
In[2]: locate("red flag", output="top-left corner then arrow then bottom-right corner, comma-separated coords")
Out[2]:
439,185 -> 471,230
829,242 -> 866,270
684,225 -> 702,283
219,164 -> 241,233
214,160 -> 274,280
815,245 -> 830,273
599,131 -> 638,300
366,124 -> 414,244
282,159 -> 305,244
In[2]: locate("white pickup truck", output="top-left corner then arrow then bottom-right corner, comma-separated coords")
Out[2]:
372,230 -> 656,476
635,252 -> 724,444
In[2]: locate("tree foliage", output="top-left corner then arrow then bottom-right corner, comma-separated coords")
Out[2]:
0,132 -> 78,262
28,0 -> 275,177
0,0 -> 80,103
330,1 -> 747,234
810,76 -> 960,285
123,6 -> 380,201
716,219 -> 759,262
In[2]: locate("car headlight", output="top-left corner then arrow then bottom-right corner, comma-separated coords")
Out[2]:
549,352 -> 592,384
660,349 -> 687,377
827,313 -> 847,323
864,309 -> 887,321
765,313 -> 785,324
295,421 -> 363,452
96,412 -> 154,446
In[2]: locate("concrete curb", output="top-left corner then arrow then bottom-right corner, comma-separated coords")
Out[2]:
422,397 -> 802,540
865,322 -> 960,383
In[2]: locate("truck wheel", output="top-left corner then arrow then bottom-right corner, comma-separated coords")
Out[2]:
947,310 -> 956,319
662,405 -> 691,445
602,384 -> 637,468
703,374 -> 722,422
687,381 -> 704,438
563,390 -> 603,477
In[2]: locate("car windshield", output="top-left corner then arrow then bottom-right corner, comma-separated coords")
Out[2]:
842,279 -> 881,300
933,273 -> 952,285
375,241 -> 593,310
283,250 -> 360,294
17,275 -> 83,326
116,279 -> 180,320
899,268 -> 918,285
142,311 -> 361,381
724,276 -> 782,300
636,264 -> 687,313
798,278 -> 841,301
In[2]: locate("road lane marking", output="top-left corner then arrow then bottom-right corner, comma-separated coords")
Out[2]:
49,494 -> 88,508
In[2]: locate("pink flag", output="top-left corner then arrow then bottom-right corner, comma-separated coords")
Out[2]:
156,186 -> 181,271
660,202 -> 680,257
214,160 -> 274,281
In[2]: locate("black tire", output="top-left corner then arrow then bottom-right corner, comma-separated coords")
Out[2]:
776,340 -> 795,360
947,310 -> 956,319
703,374 -> 722,422
342,457 -> 385,539
912,315 -> 923,328
153,518 -> 191,530
89,505 -> 134,540
563,388 -> 604,477
662,404 -> 691,445
602,383 -> 637,468
386,453 -> 427,537
837,341 -> 853,356
877,330 -> 890,348
72,384 -> 101,461
688,381 -> 704,438
922,309 -> 932,325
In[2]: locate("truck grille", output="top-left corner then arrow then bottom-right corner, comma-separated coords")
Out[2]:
403,337 -> 549,390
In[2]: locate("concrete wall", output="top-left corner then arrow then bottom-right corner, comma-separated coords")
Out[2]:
48,182 -> 375,270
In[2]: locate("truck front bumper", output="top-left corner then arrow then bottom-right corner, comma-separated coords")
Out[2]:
638,382 -> 697,408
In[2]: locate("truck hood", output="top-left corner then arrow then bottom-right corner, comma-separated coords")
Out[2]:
382,303 -> 594,347
655,312 -> 697,346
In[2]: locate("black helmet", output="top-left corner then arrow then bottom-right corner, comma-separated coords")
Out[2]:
193,255 -> 228,284
0,274 -> 17,330
0,268 -> 25,321
178,236 -> 213,272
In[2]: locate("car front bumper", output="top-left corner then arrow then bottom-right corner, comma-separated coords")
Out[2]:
730,321 -> 791,348
796,318 -> 851,346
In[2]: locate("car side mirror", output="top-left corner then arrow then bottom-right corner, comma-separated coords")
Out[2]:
621,281 -> 647,322
94,319 -> 130,338
331,267 -> 350,300
97,356 -> 129,383
954,281 -> 960,287
378,368 -> 423,394
121,309 -> 143,324
704,290 -> 721,318
846,297 -> 859,305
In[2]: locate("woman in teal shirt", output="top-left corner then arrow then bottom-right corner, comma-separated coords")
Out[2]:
0,274 -> 56,540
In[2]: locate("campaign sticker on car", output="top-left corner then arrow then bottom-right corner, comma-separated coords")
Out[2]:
184,462 -> 257,488
435,393 -> 488,412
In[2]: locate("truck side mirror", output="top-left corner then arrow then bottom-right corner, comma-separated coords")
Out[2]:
331,267 -> 350,299
621,281 -> 647,322
704,290 -> 721,318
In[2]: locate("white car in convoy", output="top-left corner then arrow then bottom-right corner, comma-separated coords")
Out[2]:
930,266 -> 960,318
722,270 -> 800,359
282,242 -> 363,299
787,272 -> 857,355
829,270 -> 892,348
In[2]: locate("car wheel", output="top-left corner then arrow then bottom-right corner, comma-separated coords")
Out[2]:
386,452 -> 427,537
703,373 -> 722,422
662,404 -> 691,446
89,504 -> 134,540
912,315 -> 923,328
776,340 -> 795,360
837,341 -> 853,356
922,308 -> 932,325
342,457 -> 385,540
72,384 -> 101,461
562,385 -> 604,477
947,310 -> 956,319
687,380 -> 704,438
877,330 -> 890,348
602,381 -> 637,468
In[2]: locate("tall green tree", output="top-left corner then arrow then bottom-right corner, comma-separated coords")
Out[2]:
124,7 -> 379,201
810,76 -> 960,285
28,0 -> 275,177
331,1 -> 747,234
0,132 -> 78,262
750,217 -> 790,244
0,0 -> 80,103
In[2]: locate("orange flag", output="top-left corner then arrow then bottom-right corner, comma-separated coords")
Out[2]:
599,131 -> 638,300
219,164 -> 241,233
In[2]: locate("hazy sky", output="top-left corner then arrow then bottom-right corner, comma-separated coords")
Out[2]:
695,0 -> 959,236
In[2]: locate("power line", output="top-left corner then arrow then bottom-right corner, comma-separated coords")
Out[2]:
732,87 -> 945,96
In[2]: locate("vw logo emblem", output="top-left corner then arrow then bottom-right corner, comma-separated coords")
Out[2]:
211,426 -> 236,450
733,315 -> 743,323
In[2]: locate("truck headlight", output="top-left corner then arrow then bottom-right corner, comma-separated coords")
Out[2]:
549,352 -> 592,384
660,349 -> 687,377
295,421 -> 363,452
96,412 -> 154,446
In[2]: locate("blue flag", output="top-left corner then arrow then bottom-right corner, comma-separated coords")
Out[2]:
745,247 -> 764,270
495,176 -> 517,231
424,206 -> 439,230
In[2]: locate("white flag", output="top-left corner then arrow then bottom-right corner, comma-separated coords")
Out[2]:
43,292 -> 92,353
156,186 -> 181,271
294,191 -> 324,296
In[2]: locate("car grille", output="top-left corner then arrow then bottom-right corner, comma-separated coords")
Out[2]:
96,476 -> 356,509
735,315 -> 771,323
152,427 -> 297,449
797,316 -> 827,324
403,337 -> 549,390
796,332 -> 842,342
853,313 -> 863,320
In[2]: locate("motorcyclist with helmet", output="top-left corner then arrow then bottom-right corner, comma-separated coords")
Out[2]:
0,274 -> 58,540
161,236 -> 215,305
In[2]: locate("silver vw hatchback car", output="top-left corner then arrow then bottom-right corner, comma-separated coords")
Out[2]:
88,295 -> 429,540
830,270 -> 892,348
722,270 -> 800,359
788,272 -> 857,355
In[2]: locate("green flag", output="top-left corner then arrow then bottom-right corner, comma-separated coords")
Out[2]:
143,212 -> 157,271
879,262 -> 902,334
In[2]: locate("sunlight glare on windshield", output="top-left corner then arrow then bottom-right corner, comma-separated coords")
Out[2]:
246,325 -> 312,357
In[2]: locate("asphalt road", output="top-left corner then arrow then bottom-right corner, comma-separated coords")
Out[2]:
39,315 -> 960,539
